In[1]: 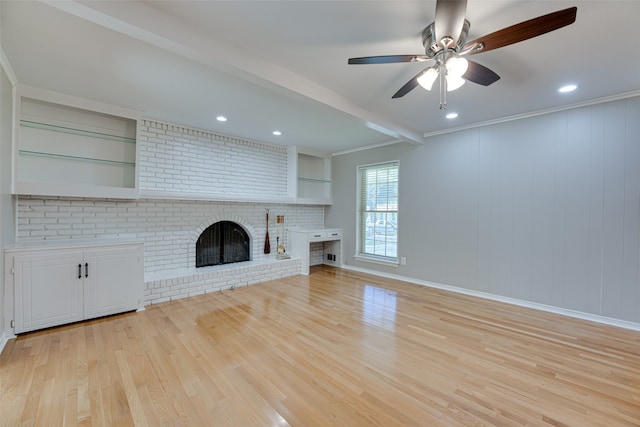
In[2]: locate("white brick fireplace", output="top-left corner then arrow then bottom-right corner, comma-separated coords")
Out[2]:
15,119 -> 327,305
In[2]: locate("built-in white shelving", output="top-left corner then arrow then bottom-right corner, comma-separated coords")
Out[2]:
290,146 -> 332,205
13,85 -> 141,199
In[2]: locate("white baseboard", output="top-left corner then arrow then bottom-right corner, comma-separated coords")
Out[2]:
341,265 -> 640,332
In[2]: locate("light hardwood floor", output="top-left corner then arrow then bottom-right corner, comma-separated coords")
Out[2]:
2,265 -> 639,426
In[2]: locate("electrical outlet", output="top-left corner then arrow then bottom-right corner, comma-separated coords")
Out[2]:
400,256 -> 407,265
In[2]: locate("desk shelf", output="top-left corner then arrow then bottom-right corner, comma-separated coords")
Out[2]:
288,228 -> 342,275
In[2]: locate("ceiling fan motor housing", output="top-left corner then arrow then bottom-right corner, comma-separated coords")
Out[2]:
422,19 -> 470,57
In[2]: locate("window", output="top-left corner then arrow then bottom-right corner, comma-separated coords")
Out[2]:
357,161 -> 398,262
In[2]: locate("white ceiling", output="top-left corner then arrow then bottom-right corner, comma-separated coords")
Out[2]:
2,0 -> 640,154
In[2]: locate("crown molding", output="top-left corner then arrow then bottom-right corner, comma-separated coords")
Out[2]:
424,90 -> 640,139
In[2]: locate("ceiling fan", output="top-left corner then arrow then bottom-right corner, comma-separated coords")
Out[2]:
348,0 -> 577,109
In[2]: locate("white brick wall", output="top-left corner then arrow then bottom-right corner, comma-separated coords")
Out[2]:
145,257 -> 301,305
17,197 -> 323,273
16,197 -> 320,305
15,118 -> 327,305
310,242 -> 325,266
138,120 -> 289,198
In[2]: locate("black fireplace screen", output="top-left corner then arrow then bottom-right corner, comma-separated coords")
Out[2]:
196,221 -> 250,268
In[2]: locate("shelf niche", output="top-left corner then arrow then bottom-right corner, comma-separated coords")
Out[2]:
294,148 -> 332,205
14,88 -> 139,199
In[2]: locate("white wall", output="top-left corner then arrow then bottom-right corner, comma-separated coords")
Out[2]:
1,54 -> 18,344
328,96 -> 640,324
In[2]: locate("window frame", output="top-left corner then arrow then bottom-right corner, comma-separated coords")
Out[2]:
355,161 -> 399,265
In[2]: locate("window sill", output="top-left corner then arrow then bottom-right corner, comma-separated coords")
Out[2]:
354,255 -> 399,267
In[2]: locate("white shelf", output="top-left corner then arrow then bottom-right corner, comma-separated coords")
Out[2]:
292,147 -> 332,205
13,85 -> 141,199
138,189 -> 295,204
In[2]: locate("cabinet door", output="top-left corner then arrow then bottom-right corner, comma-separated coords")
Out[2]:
83,245 -> 142,319
14,250 -> 84,333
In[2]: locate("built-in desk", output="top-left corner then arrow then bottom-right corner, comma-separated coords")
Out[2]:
288,228 -> 342,275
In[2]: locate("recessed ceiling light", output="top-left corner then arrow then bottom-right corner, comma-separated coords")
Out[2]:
216,115 -> 227,122
272,130 -> 282,136
558,84 -> 577,93
446,112 -> 458,119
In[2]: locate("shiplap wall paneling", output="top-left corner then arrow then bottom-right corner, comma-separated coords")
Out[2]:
511,119 -> 536,304
447,133 -> 480,290
619,98 -> 640,322
421,135 -> 476,288
328,96 -> 640,325
475,125 -> 493,296
562,109 -> 591,313
585,104 -> 606,316
528,115 -> 557,306
602,101 -> 627,318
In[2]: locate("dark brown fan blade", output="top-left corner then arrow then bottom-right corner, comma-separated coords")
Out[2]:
435,0 -> 468,46
463,60 -> 500,86
348,55 -> 429,64
464,7 -> 577,54
392,69 -> 428,99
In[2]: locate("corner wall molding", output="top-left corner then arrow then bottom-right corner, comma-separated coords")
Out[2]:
423,90 -> 640,139
0,48 -> 18,85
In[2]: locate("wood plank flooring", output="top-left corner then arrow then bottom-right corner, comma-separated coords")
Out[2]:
2,265 -> 639,426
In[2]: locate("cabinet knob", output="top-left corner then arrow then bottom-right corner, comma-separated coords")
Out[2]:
78,264 -> 82,279
85,262 -> 89,278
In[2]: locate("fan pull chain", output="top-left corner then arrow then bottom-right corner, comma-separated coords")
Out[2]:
439,65 -> 446,109
438,49 -> 447,109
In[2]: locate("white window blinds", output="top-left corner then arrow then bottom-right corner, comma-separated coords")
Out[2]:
357,161 -> 398,261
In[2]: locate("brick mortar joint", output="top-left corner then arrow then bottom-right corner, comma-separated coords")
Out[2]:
141,119 -> 288,154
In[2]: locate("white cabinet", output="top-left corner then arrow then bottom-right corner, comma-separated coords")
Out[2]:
13,85 -> 140,199
13,250 -> 84,332
288,228 -> 342,275
82,246 -> 143,319
289,147 -> 332,205
6,241 -> 144,333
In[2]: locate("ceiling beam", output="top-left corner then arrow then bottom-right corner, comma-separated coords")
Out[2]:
41,0 -> 425,145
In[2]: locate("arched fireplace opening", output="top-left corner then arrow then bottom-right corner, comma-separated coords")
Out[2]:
196,221 -> 250,268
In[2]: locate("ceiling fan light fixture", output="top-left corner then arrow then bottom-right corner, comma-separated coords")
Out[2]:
446,74 -> 466,91
417,67 -> 438,90
348,4 -> 578,109
446,57 -> 468,77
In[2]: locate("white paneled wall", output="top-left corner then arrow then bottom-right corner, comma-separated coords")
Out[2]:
330,96 -> 640,324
